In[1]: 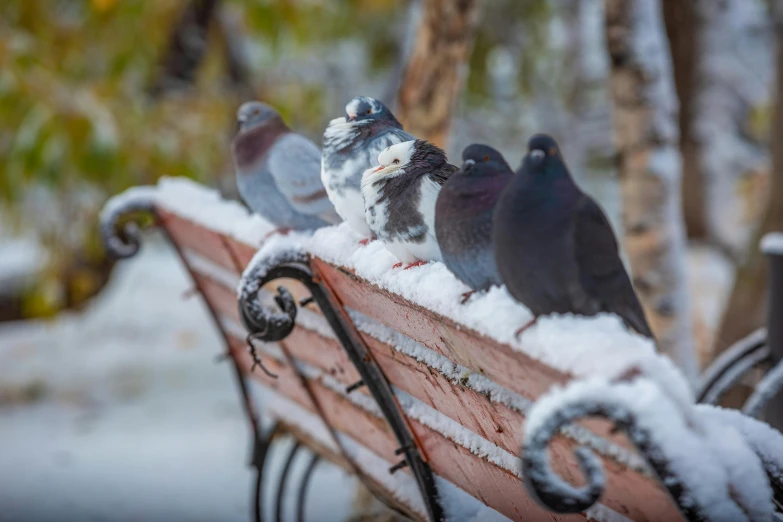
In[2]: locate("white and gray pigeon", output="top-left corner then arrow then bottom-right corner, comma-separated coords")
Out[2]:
232,101 -> 340,231
361,140 -> 457,267
321,96 -> 414,238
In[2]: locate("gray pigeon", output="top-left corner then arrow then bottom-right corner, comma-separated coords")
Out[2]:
435,144 -> 514,294
321,96 -> 414,238
232,101 -> 340,231
361,140 -> 457,267
493,134 -> 654,339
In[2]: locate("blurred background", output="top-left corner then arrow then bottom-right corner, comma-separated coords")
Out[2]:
1,0 -> 782,520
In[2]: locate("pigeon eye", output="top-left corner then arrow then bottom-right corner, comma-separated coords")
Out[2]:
483,155 -> 489,162
366,109 -> 372,114
392,159 -> 400,164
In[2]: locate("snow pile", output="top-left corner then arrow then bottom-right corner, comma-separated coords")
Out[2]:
0,235 -> 46,290
698,404 -> 783,490
761,233 -> 783,256
116,176 -> 665,387
237,220 -> 664,385
100,178 -> 276,257
523,374 -> 775,522
156,178 -> 275,247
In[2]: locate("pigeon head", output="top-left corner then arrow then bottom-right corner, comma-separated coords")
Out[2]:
236,101 -> 281,131
521,134 -> 569,179
367,140 -> 416,180
344,96 -> 400,125
461,144 -> 511,175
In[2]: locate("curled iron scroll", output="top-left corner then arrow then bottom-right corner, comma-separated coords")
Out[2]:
520,380 -> 762,522
521,399 -> 699,516
99,187 -> 159,259
237,249 -> 310,343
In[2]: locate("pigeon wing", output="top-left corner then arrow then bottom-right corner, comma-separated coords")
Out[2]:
267,133 -> 340,223
428,163 -> 458,187
574,195 -> 654,338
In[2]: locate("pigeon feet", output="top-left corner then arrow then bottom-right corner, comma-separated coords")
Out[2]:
514,317 -> 538,340
459,291 -> 475,304
359,238 -> 371,246
403,261 -> 428,270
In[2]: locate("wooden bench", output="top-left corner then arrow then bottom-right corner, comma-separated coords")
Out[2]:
100,178 -> 783,522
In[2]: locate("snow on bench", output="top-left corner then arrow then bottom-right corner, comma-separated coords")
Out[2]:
100,177 -> 783,522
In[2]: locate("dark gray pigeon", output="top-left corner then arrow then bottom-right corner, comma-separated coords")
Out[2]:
361,139 -> 457,267
321,96 -> 414,238
493,134 -> 654,339
232,101 -> 339,231
435,144 -> 514,295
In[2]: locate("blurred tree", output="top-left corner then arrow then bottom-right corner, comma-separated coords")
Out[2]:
662,0 -> 706,239
148,0 -> 222,98
0,0 -> 412,322
604,0 -> 698,381
715,2 -> 783,358
676,1 -> 772,259
396,0 -> 480,148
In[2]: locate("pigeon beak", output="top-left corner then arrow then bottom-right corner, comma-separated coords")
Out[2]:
529,150 -> 545,164
462,159 -> 475,171
347,113 -> 357,121
373,165 -> 385,173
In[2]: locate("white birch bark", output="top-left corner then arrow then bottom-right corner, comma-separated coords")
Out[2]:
604,0 -> 698,383
693,0 -> 774,260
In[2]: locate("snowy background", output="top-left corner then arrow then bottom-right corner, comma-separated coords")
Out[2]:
0,233 -> 360,522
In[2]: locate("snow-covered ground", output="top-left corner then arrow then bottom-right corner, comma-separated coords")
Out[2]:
0,234 -> 357,522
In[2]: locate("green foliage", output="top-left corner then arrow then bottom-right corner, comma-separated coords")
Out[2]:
465,0 -> 552,104
0,0 -> 406,318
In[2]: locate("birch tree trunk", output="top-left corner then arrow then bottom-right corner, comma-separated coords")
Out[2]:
604,0 -> 698,382
715,11 -> 783,355
396,0 -> 480,149
692,0 -> 773,260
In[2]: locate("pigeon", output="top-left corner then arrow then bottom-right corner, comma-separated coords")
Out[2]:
435,144 -> 514,295
361,139 -> 457,267
232,101 -> 340,231
321,96 -> 415,239
493,134 -> 654,339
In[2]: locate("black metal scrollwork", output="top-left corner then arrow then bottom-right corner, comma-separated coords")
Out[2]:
99,188 -> 158,259
521,397 -> 713,520
697,328 -> 769,405
238,250 -> 310,343
238,249 -> 445,522
518,373 -> 783,522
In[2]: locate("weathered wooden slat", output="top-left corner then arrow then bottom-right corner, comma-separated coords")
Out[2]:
227,336 -> 580,522
166,216 -> 681,521
312,259 -> 569,401
158,208 -> 239,272
230,329 -> 678,522
192,271 -> 242,324
224,236 -> 257,269
191,257 -> 678,522
272,416 -> 426,522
